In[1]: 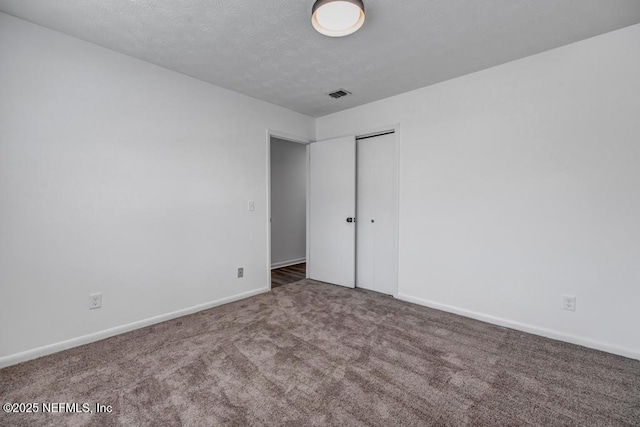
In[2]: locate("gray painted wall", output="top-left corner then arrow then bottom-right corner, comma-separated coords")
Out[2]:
270,138 -> 307,267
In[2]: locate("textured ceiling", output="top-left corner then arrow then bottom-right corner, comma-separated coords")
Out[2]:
1,0 -> 640,117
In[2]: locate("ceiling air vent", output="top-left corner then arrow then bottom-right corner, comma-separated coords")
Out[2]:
327,89 -> 351,99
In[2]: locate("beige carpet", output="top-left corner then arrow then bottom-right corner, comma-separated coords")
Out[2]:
1,279 -> 639,426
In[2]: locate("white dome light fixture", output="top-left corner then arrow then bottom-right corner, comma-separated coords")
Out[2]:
312,0 -> 365,37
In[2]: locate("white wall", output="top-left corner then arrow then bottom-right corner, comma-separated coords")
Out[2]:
0,13 -> 314,365
317,24 -> 640,359
270,138 -> 307,268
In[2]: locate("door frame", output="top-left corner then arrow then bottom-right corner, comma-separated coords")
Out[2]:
266,129 -> 314,290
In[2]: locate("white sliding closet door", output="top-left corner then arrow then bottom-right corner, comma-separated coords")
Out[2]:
356,132 -> 398,295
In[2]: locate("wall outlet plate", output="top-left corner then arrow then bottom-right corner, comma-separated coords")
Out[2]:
562,295 -> 576,311
89,292 -> 102,310
237,267 -> 244,278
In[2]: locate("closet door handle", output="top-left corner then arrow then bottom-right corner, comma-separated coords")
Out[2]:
371,219 -> 375,223
346,217 -> 354,223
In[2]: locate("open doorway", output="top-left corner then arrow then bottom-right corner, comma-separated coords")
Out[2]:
268,134 -> 309,289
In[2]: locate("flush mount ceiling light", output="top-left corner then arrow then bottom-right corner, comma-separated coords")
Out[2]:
312,0 -> 365,37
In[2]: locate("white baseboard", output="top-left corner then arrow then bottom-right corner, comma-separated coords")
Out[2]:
271,257 -> 306,270
0,287 -> 270,369
396,293 -> 640,361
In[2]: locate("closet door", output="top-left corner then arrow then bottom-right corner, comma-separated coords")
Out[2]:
309,136 -> 357,288
356,132 -> 398,295
356,139 -> 376,290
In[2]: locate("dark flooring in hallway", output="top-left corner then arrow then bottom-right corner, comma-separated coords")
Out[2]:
271,262 -> 306,288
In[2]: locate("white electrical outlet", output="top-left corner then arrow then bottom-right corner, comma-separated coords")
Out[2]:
89,292 -> 102,310
237,267 -> 244,278
562,295 -> 576,311
248,200 -> 255,211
